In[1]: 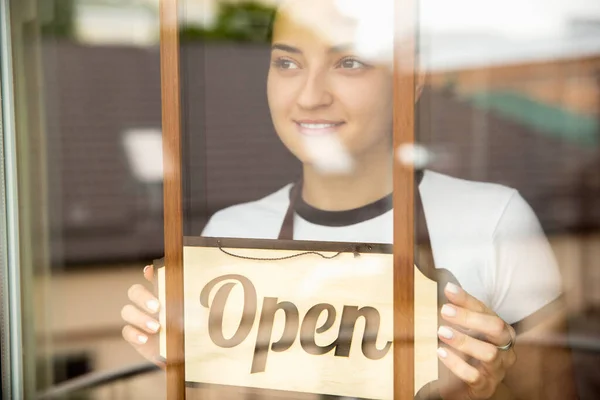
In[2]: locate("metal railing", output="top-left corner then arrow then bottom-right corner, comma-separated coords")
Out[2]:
36,362 -> 160,400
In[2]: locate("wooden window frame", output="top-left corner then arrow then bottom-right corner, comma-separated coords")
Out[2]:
159,0 -> 418,398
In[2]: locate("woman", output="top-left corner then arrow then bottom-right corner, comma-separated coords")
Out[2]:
121,1 -> 575,398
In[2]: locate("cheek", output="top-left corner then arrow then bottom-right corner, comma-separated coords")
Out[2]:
335,78 -> 392,132
268,74 -> 300,150
267,73 -> 296,121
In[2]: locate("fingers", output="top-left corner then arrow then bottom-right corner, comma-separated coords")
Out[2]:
122,265 -> 163,368
437,346 -> 484,388
121,304 -> 161,334
122,325 -> 165,367
437,346 -> 497,400
441,303 -> 512,347
128,283 -> 160,314
437,325 -> 501,366
143,265 -> 154,282
443,283 -> 513,348
122,324 -> 151,346
444,282 -> 488,314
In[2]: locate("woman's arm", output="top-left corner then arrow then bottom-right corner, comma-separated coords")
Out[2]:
434,191 -> 577,399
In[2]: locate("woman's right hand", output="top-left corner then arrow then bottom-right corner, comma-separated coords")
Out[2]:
121,265 -> 165,368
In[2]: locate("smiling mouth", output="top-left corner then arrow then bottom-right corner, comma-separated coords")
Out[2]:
295,121 -> 345,135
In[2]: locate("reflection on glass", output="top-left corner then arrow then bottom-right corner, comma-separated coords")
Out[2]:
2,0 -> 599,398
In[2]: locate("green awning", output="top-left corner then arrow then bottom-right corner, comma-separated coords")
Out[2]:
465,91 -> 599,146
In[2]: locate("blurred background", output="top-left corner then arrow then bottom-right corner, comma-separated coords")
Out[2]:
1,0 -> 599,398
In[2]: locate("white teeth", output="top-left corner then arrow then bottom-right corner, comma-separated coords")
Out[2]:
299,123 -> 338,129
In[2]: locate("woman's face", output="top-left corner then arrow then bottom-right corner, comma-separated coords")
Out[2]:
267,0 -> 394,171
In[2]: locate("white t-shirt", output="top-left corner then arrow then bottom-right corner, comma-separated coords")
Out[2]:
202,170 -> 562,325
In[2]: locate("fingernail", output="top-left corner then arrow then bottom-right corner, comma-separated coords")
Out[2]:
137,334 -> 148,344
143,265 -> 151,274
146,320 -> 160,332
445,282 -> 460,295
441,304 -> 457,317
437,347 -> 448,358
147,299 -> 160,312
438,326 -> 454,339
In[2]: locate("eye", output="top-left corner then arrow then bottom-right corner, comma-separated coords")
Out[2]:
337,57 -> 368,70
273,58 -> 300,70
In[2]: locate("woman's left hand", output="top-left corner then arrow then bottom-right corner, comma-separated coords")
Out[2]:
436,282 -> 517,399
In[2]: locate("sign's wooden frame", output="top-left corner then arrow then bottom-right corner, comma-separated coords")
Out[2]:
158,0 -> 417,398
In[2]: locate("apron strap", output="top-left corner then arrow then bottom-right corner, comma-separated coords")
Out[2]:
277,172 -> 434,275
277,181 -> 301,240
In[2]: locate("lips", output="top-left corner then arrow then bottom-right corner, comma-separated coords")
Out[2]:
295,120 -> 345,136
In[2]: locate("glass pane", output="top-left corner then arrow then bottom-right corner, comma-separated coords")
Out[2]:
4,0 -> 165,398
418,0 -> 600,398
176,1 -> 404,398
181,0 -> 397,245
180,0 -> 300,238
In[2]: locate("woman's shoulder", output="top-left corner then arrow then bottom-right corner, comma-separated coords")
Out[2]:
201,184 -> 293,238
421,170 -> 517,203
420,171 -> 559,325
420,170 -> 526,237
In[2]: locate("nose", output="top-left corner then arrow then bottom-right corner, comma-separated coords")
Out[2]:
296,70 -> 333,110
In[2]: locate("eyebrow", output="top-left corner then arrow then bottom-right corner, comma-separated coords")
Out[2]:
271,43 -> 355,54
328,44 -> 353,53
271,43 -> 301,54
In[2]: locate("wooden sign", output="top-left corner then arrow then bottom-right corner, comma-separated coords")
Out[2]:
157,238 -> 454,399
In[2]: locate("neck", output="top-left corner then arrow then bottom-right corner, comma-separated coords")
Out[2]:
301,149 -> 393,211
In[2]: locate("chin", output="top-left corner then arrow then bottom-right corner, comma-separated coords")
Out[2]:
299,138 -> 357,174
